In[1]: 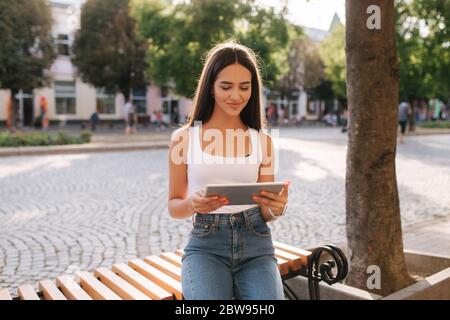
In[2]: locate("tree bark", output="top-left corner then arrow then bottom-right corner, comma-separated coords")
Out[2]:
10,88 -> 18,133
409,99 -> 416,132
121,87 -> 131,103
345,0 -> 415,296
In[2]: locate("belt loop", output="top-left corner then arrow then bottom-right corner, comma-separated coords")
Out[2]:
213,214 -> 219,231
243,210 -> 250,229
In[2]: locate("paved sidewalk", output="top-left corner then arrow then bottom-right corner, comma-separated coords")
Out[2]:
0,127 -> 448,293
402,216 -> 450,256
0,140 -> 170,157
1,125 -> 449,158
0,130 -> 173,157
408,126 -> 450,136
330,215 -> 450,258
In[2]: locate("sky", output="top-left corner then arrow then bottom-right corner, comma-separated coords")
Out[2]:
258,0 -> 346,30
52,0 -> 346,31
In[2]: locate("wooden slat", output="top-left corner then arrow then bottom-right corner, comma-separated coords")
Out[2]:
0,288 -> 13,300
2,242 -> 311,302
144,256 -> 182,281
56,275 -> 92,300
112,263 -> 173,300
128,259 -> 183,300
160,252 -> 182,267
38,279 -> 67,300
275,256 -> 290,275
76,271 -> 122,300
93,267 -> 150,300
17,284 -> 40,300
274,248 -> 303,271
273,241 -> 311,266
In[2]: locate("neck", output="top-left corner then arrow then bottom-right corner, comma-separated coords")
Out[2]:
203,104 -> 246,130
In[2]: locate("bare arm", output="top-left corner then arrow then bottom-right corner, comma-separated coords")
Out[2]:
254,131 -> 290,222
168,129 -> 195,219
167,128 -> 229,219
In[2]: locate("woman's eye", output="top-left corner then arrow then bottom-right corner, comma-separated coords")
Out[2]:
219,86 -> 249,91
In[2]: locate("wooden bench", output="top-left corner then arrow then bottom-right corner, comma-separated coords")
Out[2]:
0,241 -> 313,300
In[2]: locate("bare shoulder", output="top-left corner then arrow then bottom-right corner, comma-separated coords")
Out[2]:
169,126 -> 190,164
256,128 -> 274,149
256,128 -> 275,177
170,126 -> 190,143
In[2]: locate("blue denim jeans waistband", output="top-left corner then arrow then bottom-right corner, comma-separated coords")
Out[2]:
192,205 -> 262,226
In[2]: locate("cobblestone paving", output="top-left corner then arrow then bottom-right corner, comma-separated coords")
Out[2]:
0,127 -> 449,293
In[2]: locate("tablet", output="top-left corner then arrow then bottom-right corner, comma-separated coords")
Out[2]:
205,182 -> 285,206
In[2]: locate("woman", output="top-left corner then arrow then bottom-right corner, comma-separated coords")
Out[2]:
123,99 -> 137,134
39,96 -> 49,130
168,40 -> 289,300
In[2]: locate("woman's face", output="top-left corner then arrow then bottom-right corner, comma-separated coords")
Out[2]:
212,63 -> 252,117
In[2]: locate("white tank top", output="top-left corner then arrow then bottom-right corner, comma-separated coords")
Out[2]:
186,125 -> 263,214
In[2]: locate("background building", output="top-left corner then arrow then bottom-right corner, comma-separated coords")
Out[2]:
0,0 -> 192,128
0,1 -> 343,129
266,13 -> 343,125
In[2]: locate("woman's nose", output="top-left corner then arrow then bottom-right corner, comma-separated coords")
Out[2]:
230,88 -> 241,100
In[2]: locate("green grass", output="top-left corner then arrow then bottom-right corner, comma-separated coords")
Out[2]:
0,130 -> 92,147
417,120 -> 450,129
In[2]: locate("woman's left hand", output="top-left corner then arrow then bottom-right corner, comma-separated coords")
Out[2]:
252,180 -> 290,215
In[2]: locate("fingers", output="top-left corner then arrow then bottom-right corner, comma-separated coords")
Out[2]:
259,190 -> 286,202
194,192 -> 222,205
193,191 -> 228,213
252,195 -> 285,210
252,180 -> 290,211
258,183 -> 289,202
280,180 -> 291,196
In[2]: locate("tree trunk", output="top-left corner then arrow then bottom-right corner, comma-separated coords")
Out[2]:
11,88 -> 18,133
120,87 -> 131,103
345,0 -> 415,296
409,99 -> 416,132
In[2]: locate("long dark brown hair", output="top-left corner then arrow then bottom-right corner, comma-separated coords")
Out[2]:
184,40 -> 266,130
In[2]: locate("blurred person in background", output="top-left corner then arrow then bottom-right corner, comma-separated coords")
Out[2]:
398,98 -> 410,144
39,96 -> 49,130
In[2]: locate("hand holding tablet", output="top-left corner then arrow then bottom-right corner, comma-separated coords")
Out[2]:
205,182 -> 286,206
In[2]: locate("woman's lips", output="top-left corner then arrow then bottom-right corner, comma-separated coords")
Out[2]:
227,103 -> 241,109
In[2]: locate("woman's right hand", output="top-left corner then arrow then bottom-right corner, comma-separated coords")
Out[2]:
190,190 -> 228,214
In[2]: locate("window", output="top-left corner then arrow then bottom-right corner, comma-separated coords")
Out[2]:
161,98 -> 179,123
55,34 -> 71,56
162,100 -> 169,114
132,87 -> 147,115
55,81 -> 76,114
96,89 -> 115,114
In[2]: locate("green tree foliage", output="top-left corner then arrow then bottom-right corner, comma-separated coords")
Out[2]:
133,0 -> 290,98
235,3 -> 290,87
278,33 -> 324,92
72,0 -> 147,100
0,0 -> 55,90
319,24 -> 346,99
397,0 -> 450,99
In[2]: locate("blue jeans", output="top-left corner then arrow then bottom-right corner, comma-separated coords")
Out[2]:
181,206 -> 284,300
